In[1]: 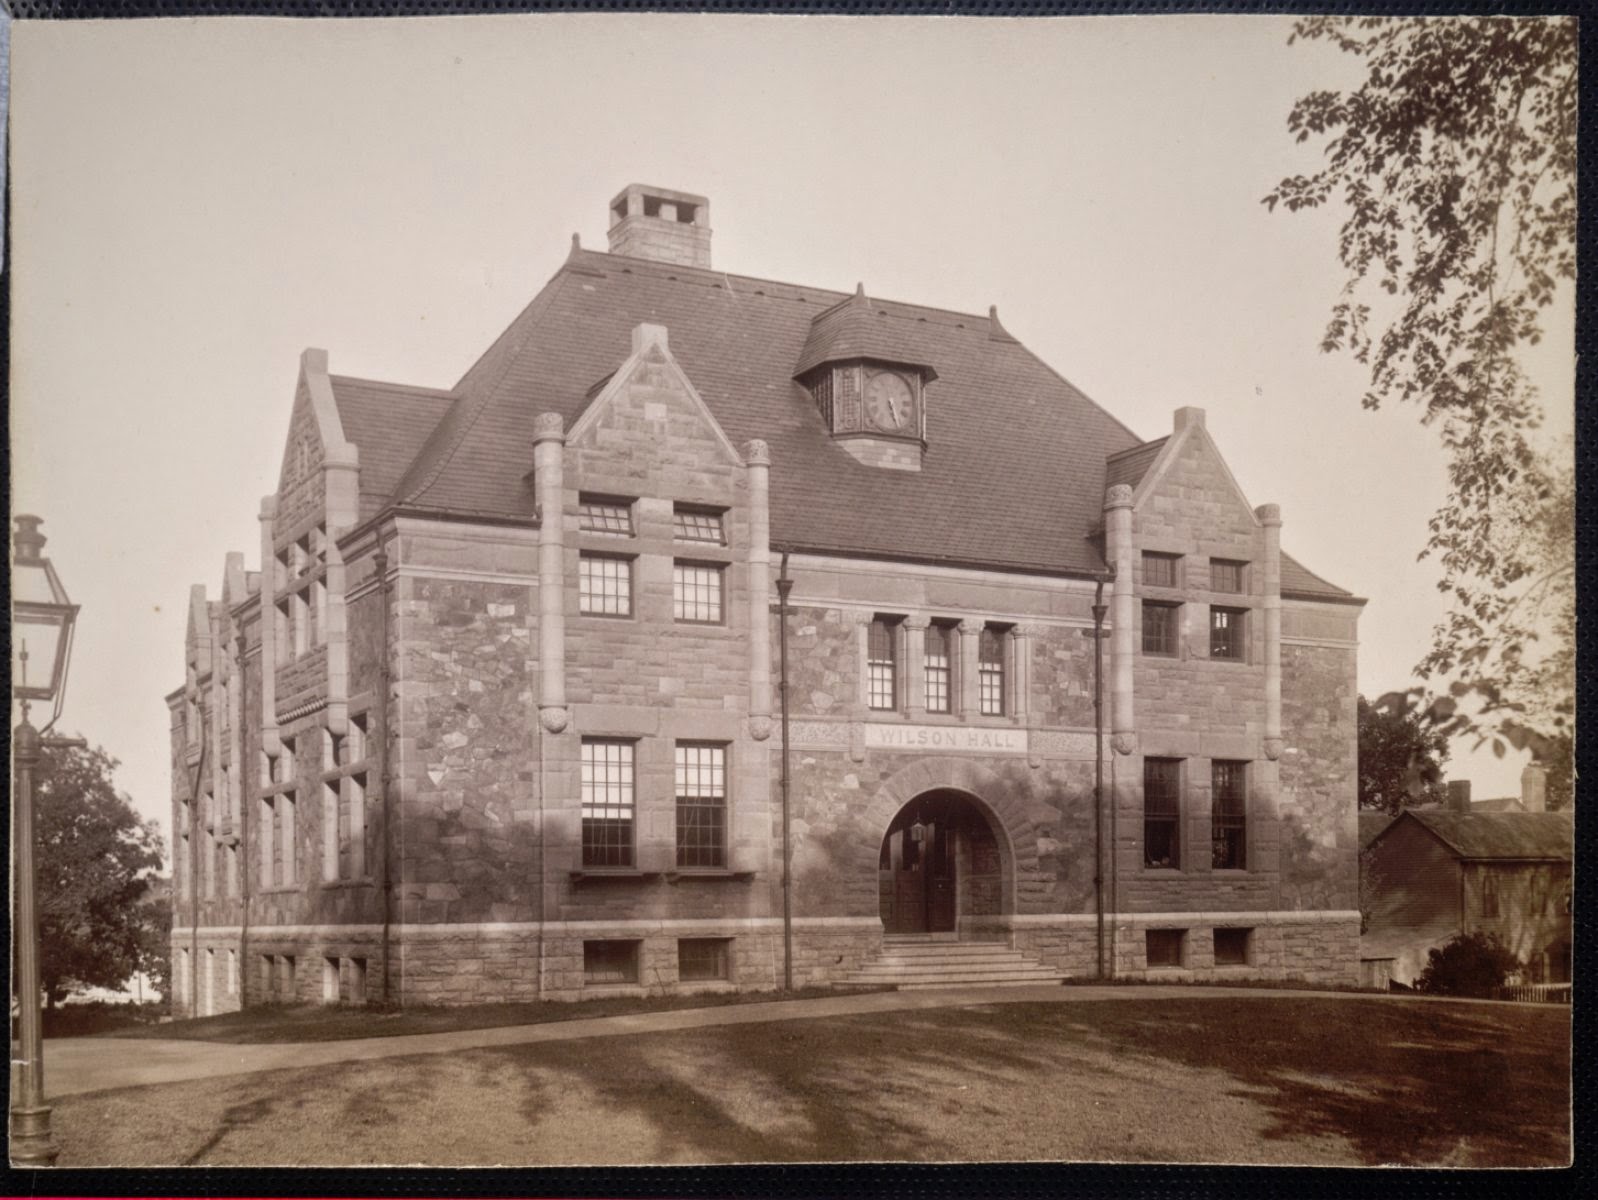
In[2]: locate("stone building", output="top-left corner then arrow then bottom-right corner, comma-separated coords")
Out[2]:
167,184 -> 1364,1012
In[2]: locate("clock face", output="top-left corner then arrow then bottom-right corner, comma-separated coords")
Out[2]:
864,371 -> 915,433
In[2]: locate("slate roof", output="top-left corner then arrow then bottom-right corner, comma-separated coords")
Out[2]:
335,245 -> 1356,591
1106,438 -> 1167,491
1401,810 -> 1573,861
329,375 -> 456,523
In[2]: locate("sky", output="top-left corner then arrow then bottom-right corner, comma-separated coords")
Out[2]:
9,14 -> 1575,839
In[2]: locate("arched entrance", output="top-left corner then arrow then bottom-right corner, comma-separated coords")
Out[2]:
878,790 -> 1006,935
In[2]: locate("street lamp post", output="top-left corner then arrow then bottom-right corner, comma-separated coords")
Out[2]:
10,514 -> 79,1168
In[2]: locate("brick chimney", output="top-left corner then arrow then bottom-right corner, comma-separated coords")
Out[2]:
1520,764 -> 1548,813
607,184 -> 711,269
1445,779 -> 1472,814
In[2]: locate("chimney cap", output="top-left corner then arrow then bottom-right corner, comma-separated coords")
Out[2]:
1174,406 -> 1206,431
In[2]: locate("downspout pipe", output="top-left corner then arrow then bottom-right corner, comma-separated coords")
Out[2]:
775,551 -> 795,992
375,537 -> 395,1005
1092,578 -> 1108,980
186,701 -> 206,1018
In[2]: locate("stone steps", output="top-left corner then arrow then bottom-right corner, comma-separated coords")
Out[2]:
838,939 -> 1065,990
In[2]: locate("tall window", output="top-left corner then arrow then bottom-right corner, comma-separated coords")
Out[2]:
924,623 -> 953,714
672,505 -> 725,544
672,562 -> 724,623
1210,607 -> 1246,660
277,524 -> 328,661
1142,601 -> 1179,656
1212,760 -> 1247,870
867,618 -> 898,710
1209,559 -> 1246,594
579,554 -> 632,616
978,625 -> 1007,716
1142,551 -> 1180,588
1144,757 -> 1181,869
675,743 -> 727,868
577,495 -> 634,536
581,739 -> 635,867
261,738 -> 298,888
323,714 -> 370,882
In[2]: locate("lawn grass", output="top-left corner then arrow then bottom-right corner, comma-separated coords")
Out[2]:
90,984 -> 886,1044
51,995 -> 1569,1168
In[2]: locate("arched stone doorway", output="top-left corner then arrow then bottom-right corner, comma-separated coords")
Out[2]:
878,790 -> 1008,935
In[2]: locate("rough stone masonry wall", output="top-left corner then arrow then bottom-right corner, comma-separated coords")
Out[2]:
1278,636 -> 1359,913
394,573 -> 539,926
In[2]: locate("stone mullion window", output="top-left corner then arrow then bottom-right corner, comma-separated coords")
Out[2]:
866,617 -> 900,711
321,714 -> 371,883
674,742 -> 727,868
275,524 -> 329,661
260,737 -> 298,889
923,622 -> 953,715
581,738 -> 636,868
978,625 -> 1006,716
1209,607 -> 1247,661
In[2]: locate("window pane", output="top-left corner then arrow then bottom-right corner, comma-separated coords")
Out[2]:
678,938 -> 731,982
1211,760 -> 1247,870
867,618 -> 897,710
1210,607 -> 1244,659
672,563 -> 723,623
1214,927 -> 1251,966
924,624 -> 951,713
578,498 -> 634,535
675,743 -> 727,868
673,507 -> 725,544
1144,758 -> 1181,869
581,739 -> 634,866
978,626 -> 1005,716
1142,602 -> 1178,655
579,555 -> 632,616
583,940 -> 640,984
1210,559 -> 1245,593
1142,552 -> 1179,588
1146,929 -> 1184,968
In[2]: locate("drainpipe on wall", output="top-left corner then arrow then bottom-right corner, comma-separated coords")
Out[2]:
186,700 -> 206,1018
238,640 -> 251,1008
375,537 -> 395,1006
776,550 -> 795,992
1092,577 -> 1109,980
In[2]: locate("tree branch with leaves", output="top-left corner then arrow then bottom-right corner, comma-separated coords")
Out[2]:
1265,15 -> 1576,769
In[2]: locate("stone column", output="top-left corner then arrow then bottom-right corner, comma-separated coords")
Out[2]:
745,440 -> 773,741
208,604 -> 226,841
852,610 -> 876,714
1105,485 -> 1136,755
1257,503 -> 1283,761
1009,625 -> 1036,721
534,413 -> 568,734
324,442 -> 359,738
957,619 -> 983,720
258,496 -> 281,757
903,615 -> 930,720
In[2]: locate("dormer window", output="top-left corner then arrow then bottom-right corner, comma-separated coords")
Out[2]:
578,496 -> 635,536
673,505 -> 725,544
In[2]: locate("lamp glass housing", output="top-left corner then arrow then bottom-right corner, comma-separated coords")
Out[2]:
11,552 -> 76,703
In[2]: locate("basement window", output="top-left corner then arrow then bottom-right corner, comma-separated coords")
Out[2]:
584,940 -> 641,985
1214,928 -> 1252,966
678,938 -> 731,982
1146,929 -> 1185,970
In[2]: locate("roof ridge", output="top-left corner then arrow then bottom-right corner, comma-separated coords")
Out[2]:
392,270 -> 574,508
330,374 -> 456,400
1107,435 -> 1168,461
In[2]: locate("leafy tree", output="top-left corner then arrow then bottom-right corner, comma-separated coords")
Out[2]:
32,742 -> 165,1007
1416,931 -> 1522,996
134,878 -> 174,1008
1265,17 -> 1576,764
1357,693 -> 1450,814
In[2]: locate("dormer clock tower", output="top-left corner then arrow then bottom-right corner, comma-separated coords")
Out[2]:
794,284 -> 936,471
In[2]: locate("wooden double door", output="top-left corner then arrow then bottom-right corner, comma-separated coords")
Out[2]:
878,793 -> 972,934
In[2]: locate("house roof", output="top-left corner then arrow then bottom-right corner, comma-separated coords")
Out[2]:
1358,810 -> 1395,850
328,375 -> 456,523
1402,810 -> 1573,861
336,245 -> 1355,589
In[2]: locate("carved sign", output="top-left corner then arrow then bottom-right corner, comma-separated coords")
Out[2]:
863,724 -> 1028,755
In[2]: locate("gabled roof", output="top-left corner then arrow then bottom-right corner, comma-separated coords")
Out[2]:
1399,810 -> 1573,861
1106,438 -> 1167,491
329,245 -> 1354,588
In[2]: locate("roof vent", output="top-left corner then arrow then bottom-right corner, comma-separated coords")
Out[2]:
606,184 -> 711,269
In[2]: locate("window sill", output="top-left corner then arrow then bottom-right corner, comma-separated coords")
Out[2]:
1210,868 -> 1252,877
569,868 -> 661,882
320,877 -> 377,890
1142,867 -> 1185,875
258,886 -> 304,896
665,868 -> 755,883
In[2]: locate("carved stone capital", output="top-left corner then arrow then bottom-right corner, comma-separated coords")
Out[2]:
748,715 -> 773,742
1256,502 -> 1282,528
538,706 -> 570,734
745,439 -> 771,467
1112,731 -> 1138,756
1011,623 -> 1042,640
850,610 -> 878,628
957,618 -> 985,635
901,614 -> 930,632
532,412 -> 566,444
1263,736 -> 1284,761
1104,484 -> 1135,511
